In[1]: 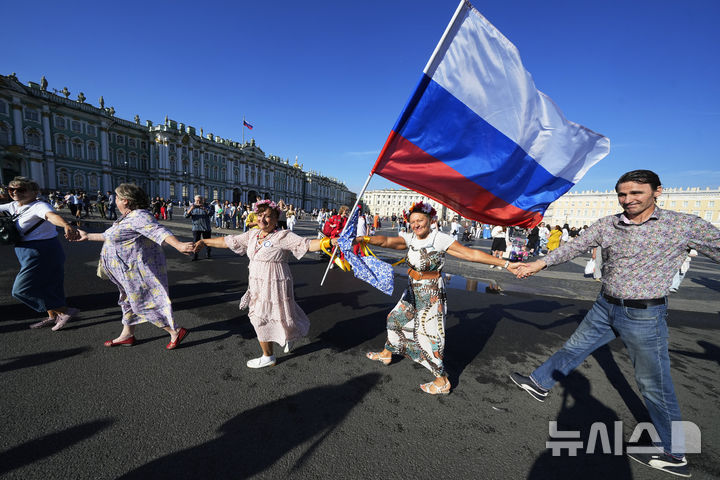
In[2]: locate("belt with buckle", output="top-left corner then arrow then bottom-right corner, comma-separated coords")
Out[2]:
602,293 -> 666,309
408,267 -> 440,281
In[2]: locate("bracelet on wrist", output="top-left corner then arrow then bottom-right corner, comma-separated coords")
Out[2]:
503,260 -> 510,269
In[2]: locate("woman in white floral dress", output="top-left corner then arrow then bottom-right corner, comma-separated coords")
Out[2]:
194,200 -> 327,368
358,202 -> 522,395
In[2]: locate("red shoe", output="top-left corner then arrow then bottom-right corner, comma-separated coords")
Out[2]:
104,336 -> 136,347
166,327 -> 188,350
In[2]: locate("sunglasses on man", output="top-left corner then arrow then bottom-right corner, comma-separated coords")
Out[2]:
7,187 -> 28,194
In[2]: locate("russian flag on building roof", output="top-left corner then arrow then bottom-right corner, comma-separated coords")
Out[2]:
371,0 -> 610,228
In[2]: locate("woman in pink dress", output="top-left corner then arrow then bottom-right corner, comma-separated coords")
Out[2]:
76,184 -> 194,349
193,200 -> 327,368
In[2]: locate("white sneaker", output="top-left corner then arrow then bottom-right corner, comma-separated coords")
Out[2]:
246,355 -> 276,369
283,341 -> 293,354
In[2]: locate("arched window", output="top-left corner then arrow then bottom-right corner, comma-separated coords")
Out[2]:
72,139 -> 83,159
0,123 -> 10,146
234,169 -> 239,182
88,174 -> 99,190
213,188 -> 218,200
204,165 -> 209,178
169,183 -> 175,197
169,156 -> 176,172
182,160 -> 189,174
117,150 -> 126,167
193,161 -> 199,176
57,169 -> 70,189
73,172 -> 85,188
87,142 -> 98,161
129,152 -> 138,169
141,155 -> 148,171
26,129 -> 42,148
221,168 -> 226,182
55,136 -> 67,156
213,166 -> 218,180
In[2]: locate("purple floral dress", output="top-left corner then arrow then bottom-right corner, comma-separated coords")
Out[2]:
224,229 -> 311,344
101,209 -> 175,328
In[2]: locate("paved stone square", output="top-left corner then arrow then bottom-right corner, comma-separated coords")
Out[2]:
1,218 -> 719,479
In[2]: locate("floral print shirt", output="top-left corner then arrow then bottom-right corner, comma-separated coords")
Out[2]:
544,207 -> 720,299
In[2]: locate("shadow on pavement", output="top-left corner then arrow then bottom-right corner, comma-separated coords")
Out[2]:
590,344 -> 651,425
0,418 -> 115,475
296,289 -> 381,316
527,371 -> 632,480
179,315 -> 257,349
119,373 -> 382,479
691,276 -> 720,292
0,346 -> 91,373
315,309 -> 389,353
444,300 -> 576,389
670,340 -> 720,367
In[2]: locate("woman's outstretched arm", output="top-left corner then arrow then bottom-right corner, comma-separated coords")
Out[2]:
193,236 -> 231,252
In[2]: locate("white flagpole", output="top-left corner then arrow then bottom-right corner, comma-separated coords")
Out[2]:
319,171 -> 374,286
242,115 -> 245,145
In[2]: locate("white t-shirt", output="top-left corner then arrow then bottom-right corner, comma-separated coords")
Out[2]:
357,215 -> 368,236
400,230 -> 455,268
0,200 -> 57,241
491,226 -> 506,239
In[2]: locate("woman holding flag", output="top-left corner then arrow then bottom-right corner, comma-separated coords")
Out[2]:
357,201 -> 522,394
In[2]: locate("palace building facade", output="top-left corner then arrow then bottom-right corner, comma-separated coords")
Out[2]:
363,188 -> 453,221
0,73 -> 355,210
365,186 -> 720,229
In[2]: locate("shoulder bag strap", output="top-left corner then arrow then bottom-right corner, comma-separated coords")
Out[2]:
16,202 -> 48,238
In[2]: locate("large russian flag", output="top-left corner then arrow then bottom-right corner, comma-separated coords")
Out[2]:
372,1 -> 610,228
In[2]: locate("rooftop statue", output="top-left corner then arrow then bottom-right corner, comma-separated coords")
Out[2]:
61,86 -> 70,98
40,76 -> 48,91
108,106 -> 115,116
134,114 -> 140,124
99,96 -> 104,109
77,92 -> 86,103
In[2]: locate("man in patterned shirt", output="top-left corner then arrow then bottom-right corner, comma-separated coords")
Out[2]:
510,170 -> 720,478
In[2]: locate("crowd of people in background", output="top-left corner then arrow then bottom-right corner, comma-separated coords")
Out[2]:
3,169 -> 718,476
0,183 -> 621,264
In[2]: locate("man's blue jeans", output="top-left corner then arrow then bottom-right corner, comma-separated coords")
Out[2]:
530,294 -> 684,458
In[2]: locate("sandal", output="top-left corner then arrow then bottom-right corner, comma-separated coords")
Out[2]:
420,380 -> 451,395
366,351 -> 392,365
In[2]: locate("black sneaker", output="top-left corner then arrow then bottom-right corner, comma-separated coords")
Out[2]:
627,451 -> 690,477
509,372 -> 548,402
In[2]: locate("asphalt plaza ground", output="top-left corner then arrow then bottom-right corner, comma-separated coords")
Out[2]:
1,217 -> 719,479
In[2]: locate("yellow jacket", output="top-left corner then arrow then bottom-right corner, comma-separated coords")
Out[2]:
547,230 -> 562,251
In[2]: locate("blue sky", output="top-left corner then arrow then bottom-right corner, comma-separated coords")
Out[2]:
3,0 -> 719,194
